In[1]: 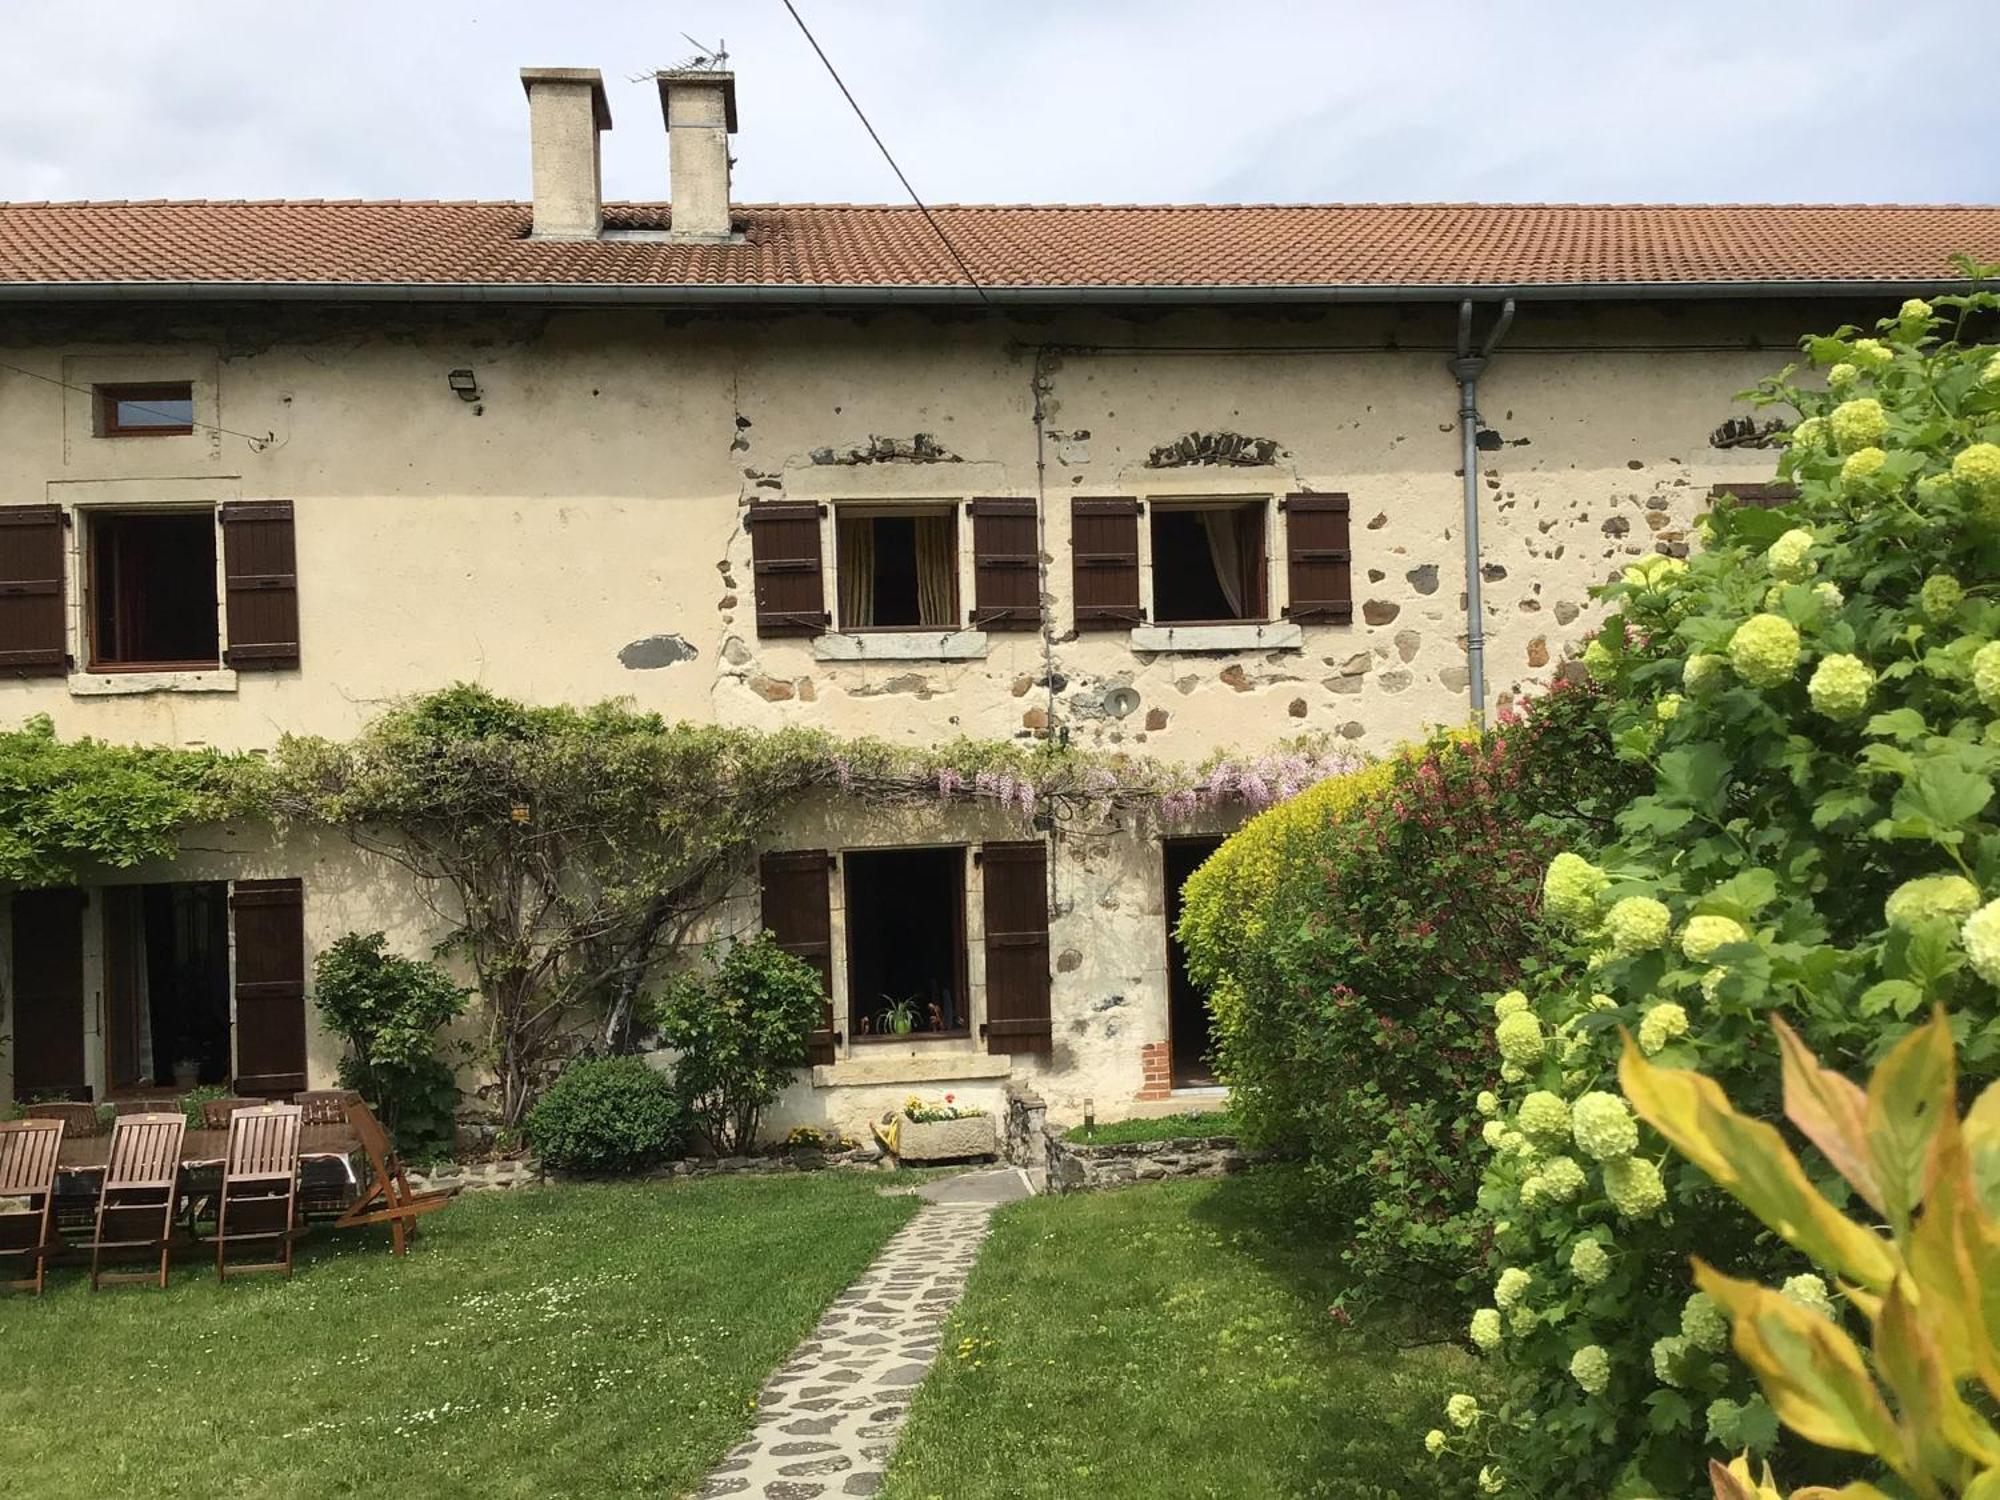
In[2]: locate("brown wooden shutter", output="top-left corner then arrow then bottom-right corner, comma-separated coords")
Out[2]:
748,502 -> 829,637
980,840 -> 1051,1056
760,850 -> 837,1066
0,505 -> 70,677
1710,482 -> 1799,511
1281,493 -> 1353,623
969,498 -> 1041,630
230,878 -> 308,1096
220,501 -> 300,669
11,889 -> 86,1098
1071,497 -> 1142,628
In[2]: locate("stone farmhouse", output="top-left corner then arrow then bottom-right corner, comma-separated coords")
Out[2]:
2,66 -> 1996,1134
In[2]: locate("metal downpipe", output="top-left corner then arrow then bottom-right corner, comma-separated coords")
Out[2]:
1451,297 -> 1515,728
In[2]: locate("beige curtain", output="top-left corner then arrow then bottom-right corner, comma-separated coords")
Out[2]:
1201,508 -> 1248,619
915,513 -> 956,628
839,516 -> 875,629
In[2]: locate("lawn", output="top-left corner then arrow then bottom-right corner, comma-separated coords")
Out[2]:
1061,1108 -> 1238,1144
881,1166 -> 1483,1500
0,1173 -> 916,1499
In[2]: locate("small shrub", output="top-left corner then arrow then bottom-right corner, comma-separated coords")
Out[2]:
313,931 -> 469,1161
527,1055 -> 685,1172
180,1084 -> 232,1131
652,933 -> 825,1154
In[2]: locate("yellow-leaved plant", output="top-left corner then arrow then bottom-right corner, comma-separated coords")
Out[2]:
1620,1009 -> 2000,1500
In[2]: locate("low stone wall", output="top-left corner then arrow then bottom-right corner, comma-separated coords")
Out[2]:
408,1145 -> 892,1194
1044,1132 -> 1263,1193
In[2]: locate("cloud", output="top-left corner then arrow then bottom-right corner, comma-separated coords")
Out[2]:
0,0 -> 1991,205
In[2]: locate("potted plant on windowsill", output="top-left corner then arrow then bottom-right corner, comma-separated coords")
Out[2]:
878,1093 -> 994,1163
876,995 -> 919,1037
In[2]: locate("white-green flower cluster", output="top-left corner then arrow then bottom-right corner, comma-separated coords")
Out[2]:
1851,338 -> 1894,371
1984,351 -> 2000,388
1683,653 -> 1727,696
1964,898 -> 2000,989
1681,1292 -> 1728,1353
1476,1090 -> 1500,1117
1569,1237 -> 1611,1286
1424,1428 -> 1446,1456
1602,1156 -> 1666,1218
1790,416 -> 1825,450
1814,581 -> 1844,611
1765,528 -> 1814,581
1973,641 -> 2000,714
1570,1091 -> 1638,1162
1469,1307 -> 1502,1351
1543,853 -> 1607,927
1829,397 -> 1887,452
1520,1154 -> 1586,1209
1651,1334 -> 1689,1387
1604,896 -> 1670,956
1884,875 -> 1981,932
1446,1393 -> 1480,1429
1495,1010 -> 1546,1067
1955,442 -> 2000,509
1781,1273 -> 1834,1320
1921,573 -> 1963,622
1707,1398 -> 1744,1449
1655,692 -> 1683,723
1728,614 -> 1800,688
1807,653 -> 1874,720
1638,1002 -> 1689,1055
1495,1267 -> 1532,1309
1680,914 -> 1748,964
1841,447 -> 1887,491
1479,1466 -> 1505,1495
1493,989 -> 1529,1019
1481,1119 -> 1507,1150
1569,1343 -> 1610,1395
1517,1090 -> 1570,1146
1826,362 -> 1858,392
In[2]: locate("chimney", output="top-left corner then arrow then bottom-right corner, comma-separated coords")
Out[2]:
520,68 -> 613,239
657,70 -> 738,240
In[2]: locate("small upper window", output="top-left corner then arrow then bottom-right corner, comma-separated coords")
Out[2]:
836,507 -> 959,631
95,382 -> 195,437
86,510 -> 220,670
1150,500 -> 1267,624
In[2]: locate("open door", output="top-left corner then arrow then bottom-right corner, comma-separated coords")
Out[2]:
11,889 -> 88,1099
1163,837 -> 1224,1088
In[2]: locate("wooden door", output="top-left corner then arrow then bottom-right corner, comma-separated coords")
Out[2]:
11,889 -> 87,1098
101,885 -> 148,1091
230,879 -> 308,1095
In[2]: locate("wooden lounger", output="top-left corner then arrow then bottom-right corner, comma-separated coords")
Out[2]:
334,1099 -> 458,1255
215,1104 -> 302,1282
87,1112 -> 186,1290
0,1118 -> 66,1294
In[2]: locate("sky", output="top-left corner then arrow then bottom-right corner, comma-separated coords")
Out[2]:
3,1 -> 1994,207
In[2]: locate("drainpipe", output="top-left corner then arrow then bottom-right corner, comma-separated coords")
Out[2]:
1448,296 -> 1515,728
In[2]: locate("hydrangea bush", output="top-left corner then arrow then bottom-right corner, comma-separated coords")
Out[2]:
1437,279 -> 2000,1496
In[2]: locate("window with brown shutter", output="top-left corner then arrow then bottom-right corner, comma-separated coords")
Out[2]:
10,889 -> 87,1098
1281,493 -> 1353,624
1710,482 -> 1799,511
760,850 -> 838,1066
230,878 -> 308,1096
1071,497 -> 1142,628
220,501 -> 300,669
748,502 -> 829,637
0,505 -> 71,677
979,840 -> 1052,1056
969,497 -> 1041,630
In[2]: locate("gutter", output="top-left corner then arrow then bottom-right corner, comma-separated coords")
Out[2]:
0,277 -> 1972,306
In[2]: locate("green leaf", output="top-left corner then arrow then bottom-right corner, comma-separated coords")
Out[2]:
1866,708 -> 1930,743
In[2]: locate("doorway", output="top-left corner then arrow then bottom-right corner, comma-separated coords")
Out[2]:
1163,836 -> 1225,1087
102,882 -> 232,1092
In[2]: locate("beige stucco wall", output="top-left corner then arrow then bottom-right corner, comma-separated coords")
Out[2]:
0,297 -> 1832,1128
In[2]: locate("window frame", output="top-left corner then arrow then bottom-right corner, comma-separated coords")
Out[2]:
1144,494 -> 1274,626
842,843 -> 973,1045
93,382 -> 197,438
81,505 -> 224,673
831,501 -> 963,634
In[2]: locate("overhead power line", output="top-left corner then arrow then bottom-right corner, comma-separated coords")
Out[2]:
778,0 -> 991,305
0,358 -> 274,449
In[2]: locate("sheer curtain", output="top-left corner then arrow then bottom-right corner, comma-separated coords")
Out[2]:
1201,508 -> 1248,619
915,513 -> 956,628
838,516 -> 875,629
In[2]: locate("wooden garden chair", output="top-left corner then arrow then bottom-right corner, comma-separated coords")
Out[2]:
295,1089 -> 361,1126
199,1096 -> 262,1130
23,1100 -> 102,1136
334,1099 -> 458,1255
0,1118 -> 65,1294
24,1102 -> 104,1234
215,1104 -> 302,1281
87,1112 -> 185,1290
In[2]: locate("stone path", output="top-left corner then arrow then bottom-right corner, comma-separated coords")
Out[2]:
693,1172 -> 1025,1498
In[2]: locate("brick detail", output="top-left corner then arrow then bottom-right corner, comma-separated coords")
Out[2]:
1136,1040 -> 1173,1102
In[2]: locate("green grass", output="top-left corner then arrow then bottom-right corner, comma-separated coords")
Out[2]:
882,1167 -> 1482,1500
1,1174 -> 917,1499
1062,1108 -> 1238,1144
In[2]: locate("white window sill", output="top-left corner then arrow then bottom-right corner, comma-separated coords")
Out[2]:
1129,622 -> 1304,653
69,667 -> 238,697
810,1051 -> 1013,1089
811,630 -> 989,663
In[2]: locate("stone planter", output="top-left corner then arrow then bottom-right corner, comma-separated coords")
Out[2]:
893,1111 -> 996,1163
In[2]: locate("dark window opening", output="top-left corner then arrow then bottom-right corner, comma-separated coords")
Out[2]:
103,882 -> 232,1092
1150,502 -> 1266,624
95,382 -> 195,437
837,510 -> 958,630
845,847 -> 968,1040
1164,837 -> 1225,1087
88,510 -> 220,669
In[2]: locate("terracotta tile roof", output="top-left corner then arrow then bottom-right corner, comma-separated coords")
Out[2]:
0,200 -> 1995,297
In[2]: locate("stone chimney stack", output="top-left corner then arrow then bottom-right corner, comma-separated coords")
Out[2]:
657,70 -> 738,241
520,68 -> 613,240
